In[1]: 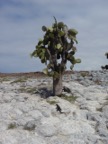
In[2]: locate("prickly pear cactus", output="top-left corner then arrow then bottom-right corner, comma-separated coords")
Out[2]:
31,17 -> 81,95
31,17 -> 81,78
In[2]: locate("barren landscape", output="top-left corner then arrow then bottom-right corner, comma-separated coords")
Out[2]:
0,70 -> 108,144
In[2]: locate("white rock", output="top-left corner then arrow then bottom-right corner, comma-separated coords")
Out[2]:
0,71 -> 108,143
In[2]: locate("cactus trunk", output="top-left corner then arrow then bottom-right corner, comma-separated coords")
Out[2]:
53,73 -> 63,96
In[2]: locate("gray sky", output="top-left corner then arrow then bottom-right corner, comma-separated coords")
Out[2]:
0,0 -> 108,73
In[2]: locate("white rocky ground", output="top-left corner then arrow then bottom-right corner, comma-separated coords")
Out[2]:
0,70 -> 108,144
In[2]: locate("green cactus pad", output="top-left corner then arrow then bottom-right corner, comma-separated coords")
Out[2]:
42,26 -> 47,32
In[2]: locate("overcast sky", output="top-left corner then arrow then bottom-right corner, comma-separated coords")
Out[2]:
0,0 -> 108,73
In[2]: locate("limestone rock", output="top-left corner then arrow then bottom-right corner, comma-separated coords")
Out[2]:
0,70 -> 108,144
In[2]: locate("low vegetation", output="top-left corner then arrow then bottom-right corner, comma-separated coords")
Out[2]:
96,107 -> 103,112
47,100 -> 58,105
19,87 -> 38,94
80,71 -> 89,77
8,122 -> 17,129
58,94 -> 77,103
0,77 -> 11,83
11,77 -> 27,84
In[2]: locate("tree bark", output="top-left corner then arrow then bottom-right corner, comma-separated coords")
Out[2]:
53,73 -> 63,96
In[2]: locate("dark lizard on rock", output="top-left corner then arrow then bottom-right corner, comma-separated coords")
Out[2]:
56,104 -> 62,114
56,104 -> 70,115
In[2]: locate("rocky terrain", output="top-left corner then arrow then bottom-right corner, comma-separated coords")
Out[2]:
0,70 -> 108,144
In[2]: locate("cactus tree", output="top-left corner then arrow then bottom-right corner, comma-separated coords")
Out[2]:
31,17 -> 81,95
